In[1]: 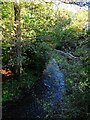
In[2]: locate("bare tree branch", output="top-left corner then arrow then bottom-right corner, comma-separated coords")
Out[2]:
59,0 -> 90,7
54,49 -> 80,61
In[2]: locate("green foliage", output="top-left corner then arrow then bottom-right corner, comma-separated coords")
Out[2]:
2,2 -> 14,41
3,70 -> 38,102
47,34 -> 89,119
22,41 -> 51,73
2,1 -> 89,119
21,1 -> 55,41
3,78 -> 20,102
2,42 -> 11,66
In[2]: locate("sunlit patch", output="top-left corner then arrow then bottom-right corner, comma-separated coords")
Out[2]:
0,68 -> 13,77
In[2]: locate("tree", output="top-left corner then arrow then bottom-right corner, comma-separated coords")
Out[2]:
13,0 -> 21,79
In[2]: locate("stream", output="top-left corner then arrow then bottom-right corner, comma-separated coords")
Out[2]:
3,59 -> 65,119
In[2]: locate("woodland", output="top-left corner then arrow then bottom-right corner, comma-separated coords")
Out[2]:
1,0 -> 90,119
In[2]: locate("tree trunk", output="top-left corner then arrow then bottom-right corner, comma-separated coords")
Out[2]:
13,0 -> 22,80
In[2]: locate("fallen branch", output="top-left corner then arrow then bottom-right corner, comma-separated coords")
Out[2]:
54,49 -> 80,61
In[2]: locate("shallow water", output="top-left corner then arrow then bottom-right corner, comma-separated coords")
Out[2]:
35,59 -> 65,106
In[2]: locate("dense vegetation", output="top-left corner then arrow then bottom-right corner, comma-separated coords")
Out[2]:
1,0 -> 90,119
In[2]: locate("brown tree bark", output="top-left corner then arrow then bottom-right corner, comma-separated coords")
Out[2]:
13,0 -> 22,80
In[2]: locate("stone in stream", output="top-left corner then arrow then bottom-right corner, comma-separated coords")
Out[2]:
3,59 -> 65,119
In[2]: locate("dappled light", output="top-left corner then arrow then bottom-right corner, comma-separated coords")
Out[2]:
0,69 -> 13,77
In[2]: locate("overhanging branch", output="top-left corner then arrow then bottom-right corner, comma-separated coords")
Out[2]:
54,49 -> 80,61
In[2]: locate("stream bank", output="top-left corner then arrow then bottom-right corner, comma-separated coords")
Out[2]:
3,59 -> 65,119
